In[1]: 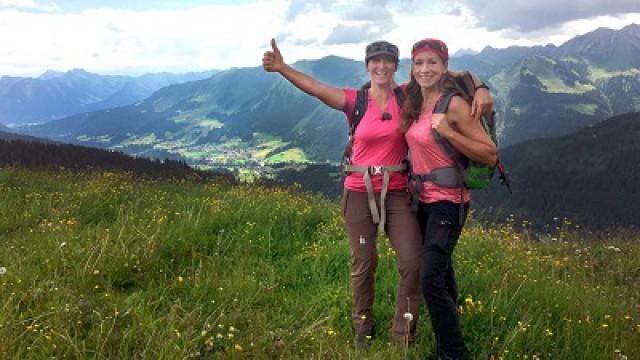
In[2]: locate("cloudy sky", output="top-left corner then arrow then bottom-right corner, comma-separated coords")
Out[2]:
1,0 -> 639,77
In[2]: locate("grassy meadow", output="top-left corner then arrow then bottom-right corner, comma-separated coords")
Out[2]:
0,168 -> 638,359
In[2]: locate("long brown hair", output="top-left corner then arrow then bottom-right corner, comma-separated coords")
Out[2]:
399,70 -> 458,133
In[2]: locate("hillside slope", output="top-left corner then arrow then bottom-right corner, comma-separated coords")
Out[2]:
0,138 -> 233,181
0,168 -> 637,358
474,112 -> 640,229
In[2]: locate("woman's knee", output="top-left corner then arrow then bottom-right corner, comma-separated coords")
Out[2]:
421,256 -> 449,295
397,254 -> 421,279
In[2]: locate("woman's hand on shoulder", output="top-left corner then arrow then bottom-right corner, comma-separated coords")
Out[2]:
431,113 -> 456,139
471,87 -> 493,121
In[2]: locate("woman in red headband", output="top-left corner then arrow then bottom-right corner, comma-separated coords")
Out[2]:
263,38 -> 493,348
401,38 -> 497,359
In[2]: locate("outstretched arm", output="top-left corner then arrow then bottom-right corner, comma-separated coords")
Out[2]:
262,39 -> 345,111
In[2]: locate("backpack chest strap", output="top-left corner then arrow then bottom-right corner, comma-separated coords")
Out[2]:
343,163 -> 407,232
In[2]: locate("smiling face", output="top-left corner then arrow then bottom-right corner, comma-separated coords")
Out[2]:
411,51 -> 447,90
366,54 -> 397,86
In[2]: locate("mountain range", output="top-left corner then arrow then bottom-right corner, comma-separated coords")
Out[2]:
0,69 -> 216,126
20,58 -> 365,169
456,24 -> 640,74
13,24 -> 640,174
456,24 -> 640,146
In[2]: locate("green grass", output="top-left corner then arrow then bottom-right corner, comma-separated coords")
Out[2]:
562,103 -> 599,116
120,133 -> 158,146
265,148 -> 308,164
0,168 -> 638,359
252,140 -> 289,160
560,57 -> 580,64
539,78 -> 595,94
488,72 -> 509,93
588,66 -> 640,82
76,135 -> 114,144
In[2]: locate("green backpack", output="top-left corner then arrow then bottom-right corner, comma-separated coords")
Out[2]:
431,74 -> 511,192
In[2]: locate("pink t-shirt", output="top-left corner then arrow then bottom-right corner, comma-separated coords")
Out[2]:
405,110 -> 470,204
342,88 -> 408,193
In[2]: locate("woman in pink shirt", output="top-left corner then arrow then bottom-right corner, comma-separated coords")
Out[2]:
263,38 -> 493,347
401,38 -> 497,359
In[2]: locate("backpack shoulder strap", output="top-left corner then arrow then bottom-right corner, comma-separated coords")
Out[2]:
433,90 -> 459,115
350,84 -> 370,136
393,86 -> 405,107
430,91 -> 468,220
431,91 -> 466,164
343,83 -> 370,164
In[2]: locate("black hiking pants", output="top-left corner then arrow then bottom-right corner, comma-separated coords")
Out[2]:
416,201 -> 468,360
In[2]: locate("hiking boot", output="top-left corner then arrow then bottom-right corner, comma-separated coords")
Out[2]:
391,332 -> 415,347
426,348 -> 465,360
353,324 -> 375,349
426,354 -> 463,360
354,333 -> 374,349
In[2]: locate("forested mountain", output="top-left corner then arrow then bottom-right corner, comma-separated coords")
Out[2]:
473,112 -> 640,230
0,138 -> 233,182
0,130 -> 53,143
0,69 -> 216,126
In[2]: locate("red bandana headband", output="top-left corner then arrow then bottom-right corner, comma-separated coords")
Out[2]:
411,38 -> 449,62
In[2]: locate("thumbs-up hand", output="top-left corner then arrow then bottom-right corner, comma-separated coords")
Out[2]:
262,38 -> 285,72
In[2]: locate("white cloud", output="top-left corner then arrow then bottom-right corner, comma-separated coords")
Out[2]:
1,1 -> 640,77
387,6 -> 640,56
0,0 -> 60,12
284,0 -> 333,21
0,3 -> 291,76
324,24 -> 375,45
453,0 -> 640,32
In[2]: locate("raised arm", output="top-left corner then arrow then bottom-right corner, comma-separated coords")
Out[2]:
262,39 -> 345,111
431,96 -> 497,166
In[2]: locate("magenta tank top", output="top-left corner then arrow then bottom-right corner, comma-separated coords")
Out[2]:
405,110 -> 470,204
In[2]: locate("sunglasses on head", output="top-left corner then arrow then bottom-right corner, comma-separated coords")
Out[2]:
367,42 -> 396,54
411,39 -> 448,63
412,39 -> 446,54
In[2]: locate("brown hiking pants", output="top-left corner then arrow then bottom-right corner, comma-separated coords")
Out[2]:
342,189 -> 423,341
